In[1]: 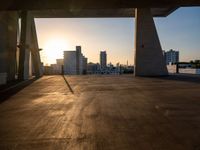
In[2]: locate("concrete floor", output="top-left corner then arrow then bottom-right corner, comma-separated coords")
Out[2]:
0,75 -> 200,150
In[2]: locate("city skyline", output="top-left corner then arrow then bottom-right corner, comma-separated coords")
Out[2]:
35,7 -> 200,65
45,48 -> 132,67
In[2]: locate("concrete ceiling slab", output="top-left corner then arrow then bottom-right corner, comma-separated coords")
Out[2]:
0,0 -> 199,17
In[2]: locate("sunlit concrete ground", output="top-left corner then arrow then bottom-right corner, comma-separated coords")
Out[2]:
0,75 -> 200,150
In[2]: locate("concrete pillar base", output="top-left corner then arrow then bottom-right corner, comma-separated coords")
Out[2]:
134,8 -> 168,76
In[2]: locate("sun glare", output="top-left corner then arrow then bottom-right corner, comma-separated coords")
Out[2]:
43,38 -> 68,65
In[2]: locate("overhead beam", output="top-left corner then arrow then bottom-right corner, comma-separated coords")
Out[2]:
30,7 -> 178,18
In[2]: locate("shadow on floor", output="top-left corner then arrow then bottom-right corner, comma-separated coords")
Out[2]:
62,75 -> 74,94
0,78 -> 38,103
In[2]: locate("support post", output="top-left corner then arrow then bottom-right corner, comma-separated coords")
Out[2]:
30,18 -> 43,78
18,11 -> 31,80
18,11 -> 43,80
134,8 -> 168,76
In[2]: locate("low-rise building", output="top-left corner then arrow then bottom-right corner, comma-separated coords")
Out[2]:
44,66 -> 53,75
163,49 -> 179,65
87,63 -> 100,74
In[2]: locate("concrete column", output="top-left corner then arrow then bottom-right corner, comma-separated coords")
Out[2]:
0,12 -> 18,83
30,18 -> 43,78
18,11 -> 32,80
134,8 -> 168,76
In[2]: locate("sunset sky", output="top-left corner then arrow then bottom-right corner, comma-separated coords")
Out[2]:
35,7 -> 200,65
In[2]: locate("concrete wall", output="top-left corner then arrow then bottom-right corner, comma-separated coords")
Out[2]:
0,73 -> 7,85
0,12 -> 18,84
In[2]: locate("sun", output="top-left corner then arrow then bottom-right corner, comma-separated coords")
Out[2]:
43,38 -> 68,65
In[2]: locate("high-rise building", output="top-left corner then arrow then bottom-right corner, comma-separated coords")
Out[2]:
64,46 -> 88,75
76,46 -> 81,75
82,56 -> 88,74
100,51 -> 107,70
163,49 -> 179,65
64,51 -> 77,75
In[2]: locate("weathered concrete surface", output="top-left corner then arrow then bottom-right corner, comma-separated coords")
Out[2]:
0,75 -> 200,150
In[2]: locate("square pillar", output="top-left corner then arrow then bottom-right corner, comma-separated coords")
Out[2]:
30,18 -> 43,78
18,11 -> 43,80
134,8 -> 168,76
18,11 -> 32,80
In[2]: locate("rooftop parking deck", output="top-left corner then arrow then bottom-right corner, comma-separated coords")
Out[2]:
0,75 -> 200,150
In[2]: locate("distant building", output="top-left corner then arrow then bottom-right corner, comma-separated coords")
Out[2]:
87,61 -> 134,75
43,58 -> 64,75
51,64 -> 61,75
76,46 -> 81,75
64,46 -> 88,75
54,59 -> 64,74
100,51 -> 107,70
64,51 -> 77,75
44,66 -> 53,75
87,63 -> 100,74
82,56 -> 88,74
56,59 -> 64,66
163,49 -> 179,65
